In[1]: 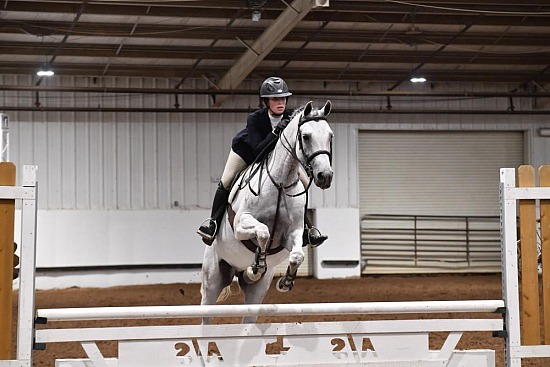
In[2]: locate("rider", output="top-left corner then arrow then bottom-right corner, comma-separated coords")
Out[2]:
197,76 -> 328,247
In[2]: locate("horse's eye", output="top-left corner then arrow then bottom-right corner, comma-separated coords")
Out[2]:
303,134 -> 311,141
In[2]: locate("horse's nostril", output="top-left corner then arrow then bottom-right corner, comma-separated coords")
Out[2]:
317,171 -> 333,182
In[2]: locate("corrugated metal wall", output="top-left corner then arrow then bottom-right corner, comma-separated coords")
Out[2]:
3,75 -> 550,287
2,74 -> 549,212
2,75 -> 356,210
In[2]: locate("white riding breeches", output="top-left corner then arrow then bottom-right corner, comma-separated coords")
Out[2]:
220,149 -> 247,189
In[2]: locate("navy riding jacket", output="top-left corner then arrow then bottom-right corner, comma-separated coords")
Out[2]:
232,107 -> 293,165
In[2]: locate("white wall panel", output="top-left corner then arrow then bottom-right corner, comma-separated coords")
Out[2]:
182,119 -> 194,208
75,119 -> 90,209
47,121 -> 63,208
89,120 -> 102,209
116,120 -> 131,209
103,118 -> 118,209
131,121 -> 145,208
144,121 -> 158,208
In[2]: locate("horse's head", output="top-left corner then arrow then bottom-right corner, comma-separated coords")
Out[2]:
296,100 -> 334,189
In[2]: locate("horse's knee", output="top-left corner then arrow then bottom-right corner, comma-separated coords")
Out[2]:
256,224 -> 270,242
289,251 -> 304,266
235,221 -> 270,244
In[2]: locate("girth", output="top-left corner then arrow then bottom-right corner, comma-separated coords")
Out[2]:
226,205 -> 285,255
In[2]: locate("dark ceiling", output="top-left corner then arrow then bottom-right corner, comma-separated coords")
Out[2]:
1,0 -> 550,100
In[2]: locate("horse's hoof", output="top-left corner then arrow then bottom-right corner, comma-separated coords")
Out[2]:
243,267 -> 262,284
276,277 -> 292,292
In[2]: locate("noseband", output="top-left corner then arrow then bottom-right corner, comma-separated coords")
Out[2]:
297,115 -> 333,178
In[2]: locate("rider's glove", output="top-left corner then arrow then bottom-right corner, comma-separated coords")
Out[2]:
273,118 -> 290,136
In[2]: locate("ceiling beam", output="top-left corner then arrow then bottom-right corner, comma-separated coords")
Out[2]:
1,63 -> 548,83
3,42 -> 548,66
1,21 -> 549,47
213,0 -> 315,106
3,84 -> 550,98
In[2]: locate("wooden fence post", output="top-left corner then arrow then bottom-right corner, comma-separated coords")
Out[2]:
518,164 -> 541,345
0,162 -> 16,359
540,165 -> 550,344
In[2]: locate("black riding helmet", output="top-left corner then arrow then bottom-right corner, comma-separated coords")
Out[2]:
260,77 -> 292,98
260,77 -> 292,116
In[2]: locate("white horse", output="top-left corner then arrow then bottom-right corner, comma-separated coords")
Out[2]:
200,100 -> 334,323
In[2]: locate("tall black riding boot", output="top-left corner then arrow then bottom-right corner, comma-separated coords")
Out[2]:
302,216 -> 328,248
197,182 -> 230,245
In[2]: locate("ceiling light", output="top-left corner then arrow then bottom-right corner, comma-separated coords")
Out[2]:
247,0 -> 266,21
37,65 -> 54,77
251,10 -> 261,21
410,76 -> 426,83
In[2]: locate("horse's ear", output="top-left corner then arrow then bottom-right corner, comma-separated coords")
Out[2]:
322,100 -> 332,116
304,101 -> 314,116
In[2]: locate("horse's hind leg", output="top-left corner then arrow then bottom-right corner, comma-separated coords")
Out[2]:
200,247 -> 234,324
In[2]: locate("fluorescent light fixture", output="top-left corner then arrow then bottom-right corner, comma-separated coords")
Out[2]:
410,76 -> 426,83
539,128 -> 550,137
37,66 -> 54,76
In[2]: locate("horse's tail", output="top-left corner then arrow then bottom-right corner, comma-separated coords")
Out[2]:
216,281 -> 241,303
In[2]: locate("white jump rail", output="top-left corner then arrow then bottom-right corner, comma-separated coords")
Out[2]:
36,299 -> 505,321
500,168 -> 550,367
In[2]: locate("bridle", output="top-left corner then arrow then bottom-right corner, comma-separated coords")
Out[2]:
296,114 -> 333,179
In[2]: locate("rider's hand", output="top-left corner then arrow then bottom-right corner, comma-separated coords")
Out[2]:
273,118 -> 290,135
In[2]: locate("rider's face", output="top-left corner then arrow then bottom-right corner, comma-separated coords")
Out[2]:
268,97 -> 286,115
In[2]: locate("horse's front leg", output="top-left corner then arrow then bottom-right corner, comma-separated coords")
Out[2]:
234,211 -> 270,282
276,229 -> 304,292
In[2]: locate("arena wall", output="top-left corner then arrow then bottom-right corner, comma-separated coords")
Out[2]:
3,75 -> 549,288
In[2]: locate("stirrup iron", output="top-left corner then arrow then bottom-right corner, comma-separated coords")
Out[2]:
306,226 -> 325,248
197,218 -> 217,240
